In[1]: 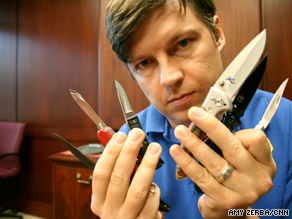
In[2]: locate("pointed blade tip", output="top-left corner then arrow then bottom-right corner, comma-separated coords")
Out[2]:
115,80 -> 121,88
69,89 -> 79,97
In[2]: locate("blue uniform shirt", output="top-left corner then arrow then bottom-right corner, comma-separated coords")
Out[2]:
119,90 -> 292,219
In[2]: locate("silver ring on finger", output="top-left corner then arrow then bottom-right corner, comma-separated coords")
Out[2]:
215,164 -> 234,184
149,183 -> 156,194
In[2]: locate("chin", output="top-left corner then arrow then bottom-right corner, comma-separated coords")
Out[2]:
168,114 -> 191,128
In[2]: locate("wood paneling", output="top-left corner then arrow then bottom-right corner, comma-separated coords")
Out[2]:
1,0 -> 101,217
19,137 -> 94,205
0,0 -> 17,121
17,0 -> 100,135
98,0 -> 150,130
215,0 -> 261,68
262,0 -> 292,99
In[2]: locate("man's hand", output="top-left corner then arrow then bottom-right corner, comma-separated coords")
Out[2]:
170,107 -> 277,219
91,128 -> 164,219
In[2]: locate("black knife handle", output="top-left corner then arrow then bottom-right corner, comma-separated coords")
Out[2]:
127,116 -> 164,169
159,199 -> 170,212
221,112 -> 242,132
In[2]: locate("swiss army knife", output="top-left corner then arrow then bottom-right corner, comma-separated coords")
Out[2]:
56,90 -> 171,212
70,89 -> 115,147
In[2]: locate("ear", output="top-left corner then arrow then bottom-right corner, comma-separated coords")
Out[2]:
213,15 -> 225,52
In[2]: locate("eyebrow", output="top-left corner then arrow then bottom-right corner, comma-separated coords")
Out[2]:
168,28 -> 200,44
129,28 -> 200,63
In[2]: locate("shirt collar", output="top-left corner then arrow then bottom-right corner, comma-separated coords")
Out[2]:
145,104 -> 179,143
144,104 -> 165,134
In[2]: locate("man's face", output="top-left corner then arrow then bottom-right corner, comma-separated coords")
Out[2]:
128,0 -> 225,128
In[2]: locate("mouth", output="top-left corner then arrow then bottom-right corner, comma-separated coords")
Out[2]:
168,92 -> 195,108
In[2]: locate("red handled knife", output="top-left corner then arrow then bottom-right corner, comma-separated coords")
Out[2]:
70,89 -> 115,147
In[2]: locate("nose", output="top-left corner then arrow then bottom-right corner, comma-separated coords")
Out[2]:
159,57 -> 183,88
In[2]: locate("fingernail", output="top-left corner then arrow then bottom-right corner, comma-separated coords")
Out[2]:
191,107 -> 207,118
172,145 -> 183,157
129,128 -> 142,142
148,143 -> 160,156
115,132 -> 126,145
176,125 -> 190,138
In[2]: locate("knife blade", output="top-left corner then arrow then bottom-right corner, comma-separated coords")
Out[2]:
176,30 -> 267,180
53,133 -> 96,170
255,78 -> 289,130
221,54 -> 268,132
115,80 -> 164,169
70,89 -> 115,146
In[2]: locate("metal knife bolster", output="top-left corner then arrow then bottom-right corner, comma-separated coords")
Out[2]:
187,87 -> 233,141
98,124 -> 115,136
126,115 -> 148,158
126,115 -> 164,169
201,87 -> 233,117
254,122 -> 266,131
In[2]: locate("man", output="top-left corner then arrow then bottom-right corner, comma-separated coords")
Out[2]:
91,0 -> 292,218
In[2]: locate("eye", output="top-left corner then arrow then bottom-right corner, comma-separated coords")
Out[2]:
178,39 -> 189,48
139,59 -> 150,67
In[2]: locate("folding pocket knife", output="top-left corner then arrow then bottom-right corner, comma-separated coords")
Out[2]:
70,89 -> 115,147
115,80 -> 165,169
176,29 -> 267,180
254,78 -> 288,131
193,54 -> 268,193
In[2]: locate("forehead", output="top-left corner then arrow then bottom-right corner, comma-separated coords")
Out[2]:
128,0 -> 207,62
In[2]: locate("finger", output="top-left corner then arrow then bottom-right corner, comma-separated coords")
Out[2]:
123,143 -> 162,217
183,107 -> 275,197
138,183 -> 161,219
106,128 -> 145,211
91,132 -> 127,214
234,129 -> 276,176
174,125 -> 231,180
170,144 -> 231,199
187,107 -> 249,169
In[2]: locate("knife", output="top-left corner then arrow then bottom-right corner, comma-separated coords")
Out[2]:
53,133 -> 96,170
70,89 -> 115,147
203,54 -> 268,156
115,80 -> 165,169
192,54 -> 268,193
255,78 -> 289,130
53,133 -> 170,212
176,29 -> 267,180
70,90 -> 142,187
